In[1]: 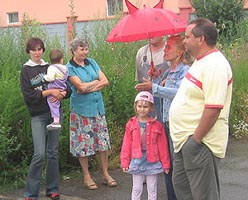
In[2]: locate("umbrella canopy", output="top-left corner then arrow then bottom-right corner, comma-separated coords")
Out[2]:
106,0 -> 187,42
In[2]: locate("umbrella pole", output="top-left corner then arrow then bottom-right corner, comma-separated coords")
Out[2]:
148,39 -> 155,80
148,39 -> 154,63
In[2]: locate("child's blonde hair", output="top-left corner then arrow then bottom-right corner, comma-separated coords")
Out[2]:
133,91 -> 157,120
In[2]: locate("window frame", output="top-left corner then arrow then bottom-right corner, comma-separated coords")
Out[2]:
107,0 -> 123,16
7,12 -> 19,24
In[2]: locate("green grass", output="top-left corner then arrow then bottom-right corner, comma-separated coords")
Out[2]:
228,45 -> 248,138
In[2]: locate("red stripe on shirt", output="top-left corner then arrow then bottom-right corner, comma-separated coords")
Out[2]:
205,104 -> 224,109
186,73 -> 232,89
185,72 -> 202,89
228,77 -> 233,86
197,48 -> 219,60
205,78 -> 231,109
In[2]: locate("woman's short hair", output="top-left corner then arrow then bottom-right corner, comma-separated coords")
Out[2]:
70,37 -> 89,53
25,37 -> 45,53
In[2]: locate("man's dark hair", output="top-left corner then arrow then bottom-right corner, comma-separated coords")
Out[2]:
189,18 -> 218,46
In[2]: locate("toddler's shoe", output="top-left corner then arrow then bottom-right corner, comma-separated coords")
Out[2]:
46,122 -> 61,130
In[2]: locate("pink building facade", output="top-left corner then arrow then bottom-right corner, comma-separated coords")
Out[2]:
1,0 -> 247,47
1,0 -> 248,27
0,0 -> 192,27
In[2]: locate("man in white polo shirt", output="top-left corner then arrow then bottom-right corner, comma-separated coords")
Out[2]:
169,18 -> 233,200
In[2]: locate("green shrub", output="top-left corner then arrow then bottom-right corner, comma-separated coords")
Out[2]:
227,42 -> 248,138
191,0 -> 245,45
0,28 -> 31,192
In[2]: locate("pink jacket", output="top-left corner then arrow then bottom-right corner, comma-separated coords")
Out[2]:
120,116 -> 171,170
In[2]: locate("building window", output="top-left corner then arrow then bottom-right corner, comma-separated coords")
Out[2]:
7,12 -> 19,24
107,0 -> 123,16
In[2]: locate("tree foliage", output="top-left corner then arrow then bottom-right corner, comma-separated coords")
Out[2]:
190,0 -> 245,42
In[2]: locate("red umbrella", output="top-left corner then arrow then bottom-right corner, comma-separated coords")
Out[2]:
106,0 -> 187,78
106,0 -> 187,42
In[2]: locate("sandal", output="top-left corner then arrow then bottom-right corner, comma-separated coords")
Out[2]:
83,178 -> 98,190
102,175 -> 117,187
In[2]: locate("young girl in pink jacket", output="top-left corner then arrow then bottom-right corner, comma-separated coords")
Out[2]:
121,91 -> 170,200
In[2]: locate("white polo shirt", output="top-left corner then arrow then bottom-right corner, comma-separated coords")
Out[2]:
169,50 -> 233,158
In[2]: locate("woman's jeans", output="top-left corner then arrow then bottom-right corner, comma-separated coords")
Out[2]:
24,112 -> 60,198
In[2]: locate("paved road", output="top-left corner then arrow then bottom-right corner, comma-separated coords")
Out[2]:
1,137 -> 247,200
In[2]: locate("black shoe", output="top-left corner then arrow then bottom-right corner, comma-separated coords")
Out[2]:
46,192 -> 60,200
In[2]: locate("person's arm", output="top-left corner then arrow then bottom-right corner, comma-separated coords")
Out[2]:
69,70 -> 109,94
42,88 -> 65,100
135,77 -> 179,100
20,66 -> 63,102
157,122 -> 171,171
90,70 -> 109,92
155,68 -> 189,99
193,60 -> 229,143
62,82 -> 72,99
20,67 -> 42,103
193,108 -> 221,143
20,67 -> 65,104
43,66 -> 56,82
135,78 -> 179,99
48,86 -> 71,101
68,76 -> 99,94
152,82 -> 179,99
120,121 -> 132,171
135,78 -> 152,91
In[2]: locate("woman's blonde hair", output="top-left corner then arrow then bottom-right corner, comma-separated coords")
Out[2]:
168,34 -> 194,66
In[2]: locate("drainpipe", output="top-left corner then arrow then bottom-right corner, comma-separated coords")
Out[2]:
66,16 -> 78,48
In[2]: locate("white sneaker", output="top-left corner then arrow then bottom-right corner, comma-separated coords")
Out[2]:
46,122 -> 61,130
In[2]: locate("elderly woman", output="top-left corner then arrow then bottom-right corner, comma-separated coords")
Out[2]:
66,37 -> 117,190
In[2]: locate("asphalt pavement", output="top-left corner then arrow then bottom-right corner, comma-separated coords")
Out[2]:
0,137 -> 247,200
